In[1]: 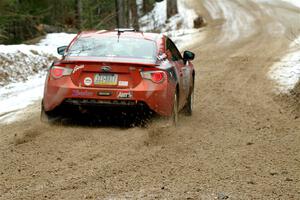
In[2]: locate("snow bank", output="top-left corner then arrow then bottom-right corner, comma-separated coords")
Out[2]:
37,33 -> 76,55
269,36 -> 300,93
139,1 -> 167,32
281,0 -> 300,8
267,0 -> 300,93
0,33 -> 76,86
0,33 -> 75,123
0,33 -> 75,56
203,0 -> 256,44
0,73 -> 46,123
139,0 -> 199,49
0,51 -> 54,87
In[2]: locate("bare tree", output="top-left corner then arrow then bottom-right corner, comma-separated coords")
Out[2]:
167,0 -> 178,19
116,0 -> 140,29
116,0 -> 129,28
75,0 -> 82,29
142,0 -> 153,15
129,0 -> 139,30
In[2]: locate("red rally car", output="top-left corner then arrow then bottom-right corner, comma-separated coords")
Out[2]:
41,29 -> 195,124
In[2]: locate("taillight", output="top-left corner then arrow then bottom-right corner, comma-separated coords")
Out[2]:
140,71 -> 166,83
50,66 -> 73,79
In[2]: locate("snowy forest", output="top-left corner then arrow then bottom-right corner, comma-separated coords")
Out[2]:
0,0 -> 180,44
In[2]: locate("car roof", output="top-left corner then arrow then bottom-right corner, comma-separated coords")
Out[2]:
78,30 -> 163,42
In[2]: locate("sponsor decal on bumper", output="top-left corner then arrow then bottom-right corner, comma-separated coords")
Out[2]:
118,81 -> 128,86
117,91 -> 133,99
72,90 -> 93,97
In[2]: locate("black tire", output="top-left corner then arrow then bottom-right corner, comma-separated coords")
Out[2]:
184,90 -> 193,116
183,79 -> 194,116
40,100 -> 56,123
171,92 -> 179,126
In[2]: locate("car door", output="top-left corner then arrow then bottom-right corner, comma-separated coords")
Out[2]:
166,38 -> 189,108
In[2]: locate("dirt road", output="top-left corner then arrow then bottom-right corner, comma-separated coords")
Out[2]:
1,0 -> 300,199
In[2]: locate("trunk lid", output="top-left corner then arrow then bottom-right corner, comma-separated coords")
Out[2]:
64,61 -> 158,89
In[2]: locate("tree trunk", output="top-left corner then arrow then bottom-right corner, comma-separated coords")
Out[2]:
129,0 -> 139,30
115,0 -> 119,28
142,0 -> 152,15
75,0 -> 82,29
167,0 -> 178,19
117,0 -> 127,28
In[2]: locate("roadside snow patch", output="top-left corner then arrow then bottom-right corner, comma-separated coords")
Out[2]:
266,0 -> 300,93
0,33 -> 76,86
269,36 -> 300,93
0,33 -> 75,124
37,33 -> 76,55
0,73 -> 46,123
203,0 -> 256,44
139,0 -> 198,31
281,0 -> 300,8
139,0 -> 199,49
139,0 -> 167,31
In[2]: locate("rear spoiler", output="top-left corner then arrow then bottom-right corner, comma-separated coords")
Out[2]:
62,56 -> 158,67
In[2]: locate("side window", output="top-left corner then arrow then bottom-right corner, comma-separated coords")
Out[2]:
166,38 -> 182,61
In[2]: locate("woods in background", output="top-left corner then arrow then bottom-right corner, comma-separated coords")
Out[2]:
0,0 -> 178,44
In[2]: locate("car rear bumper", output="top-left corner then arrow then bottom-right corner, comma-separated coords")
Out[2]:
43,76 -> 175,116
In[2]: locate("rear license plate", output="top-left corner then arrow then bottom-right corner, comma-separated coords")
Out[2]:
94,74 -> 118,85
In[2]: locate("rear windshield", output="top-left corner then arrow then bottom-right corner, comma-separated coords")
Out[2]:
67,36 -> 156,60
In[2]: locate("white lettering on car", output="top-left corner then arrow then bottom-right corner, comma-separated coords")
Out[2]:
73,65 -> 85,74
118,81 -> 128,87
117,91 -> 133,99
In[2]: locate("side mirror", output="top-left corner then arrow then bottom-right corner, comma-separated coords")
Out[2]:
57,46 -> 67,56
183,51 -> 195,61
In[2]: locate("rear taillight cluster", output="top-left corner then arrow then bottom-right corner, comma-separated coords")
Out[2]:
140,71 -> 166,83
50,66 -> 73,79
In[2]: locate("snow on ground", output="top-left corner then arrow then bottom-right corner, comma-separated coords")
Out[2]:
202,0 -> 299,93
0,73 -> 46,123
203,0 -> 256,45
37,33 -> 76,55
0,33 -> 76,86
139,0 -> 167,32
0,33 -> 76,124
271,46 -> 300,93
0,51 -> 53,87
269,33 -> 300,94
281,0 -> 300,8
268,0 -> 300,93
139,0 -> 199,49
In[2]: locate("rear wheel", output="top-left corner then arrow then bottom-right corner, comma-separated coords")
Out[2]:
40,101 -> 57,123
171,92 -> 179,126
184,89 -> 194,116
183,78 -> 194,116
